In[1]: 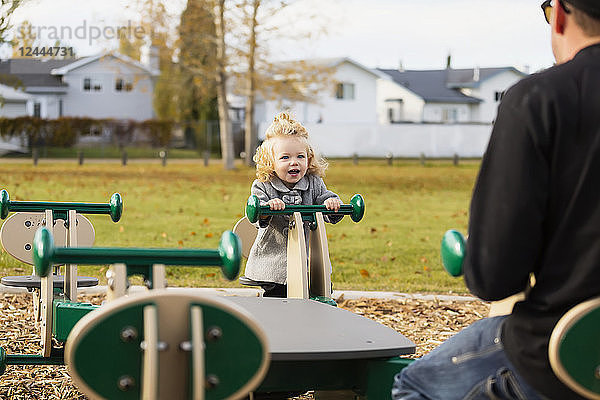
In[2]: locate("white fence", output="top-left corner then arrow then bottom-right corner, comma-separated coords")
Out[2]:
259,122 -> 493,158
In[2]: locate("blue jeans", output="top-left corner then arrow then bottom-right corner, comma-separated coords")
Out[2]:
392,316 -> 547,400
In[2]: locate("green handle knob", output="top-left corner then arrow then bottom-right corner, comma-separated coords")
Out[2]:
245,194 -> 365,223
110,193 -> 123,222
218,231 -> 242,281
246,194 -> 261,223
349,194 -> 365,222
441,229 -> 466,277
0,190 -> 8,219
33,227 -> 54,278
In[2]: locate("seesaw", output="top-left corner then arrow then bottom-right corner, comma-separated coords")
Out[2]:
0,189 -> 122,357
0,225 -> 415,399
441,230 -> 600,400
236,194 -> 365,302
0,227 -> 261,399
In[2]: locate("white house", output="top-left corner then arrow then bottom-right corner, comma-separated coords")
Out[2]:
377,67 -> 527,124
254,57 -> 386,131
0,51 -> 159,121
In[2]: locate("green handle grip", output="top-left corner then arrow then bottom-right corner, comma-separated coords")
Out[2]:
33,228 -> 241,281
0,189 -> 123,222
245,194 -> 365,223
440,229 -> 466,277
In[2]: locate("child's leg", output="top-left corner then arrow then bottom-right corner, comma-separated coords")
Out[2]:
262,283 -> 287,298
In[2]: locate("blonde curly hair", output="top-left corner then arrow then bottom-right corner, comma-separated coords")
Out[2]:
254,111 -> 328,182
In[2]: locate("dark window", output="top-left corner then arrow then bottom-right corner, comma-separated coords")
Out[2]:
33,103 -> 41,118
83,78 -> 91,91
59,99 -> 63,117
115,78 -> 123,91
495,91 -> 505,101
335,83 -> 355,100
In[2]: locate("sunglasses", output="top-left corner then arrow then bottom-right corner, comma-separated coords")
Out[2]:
541,0 -> 571,24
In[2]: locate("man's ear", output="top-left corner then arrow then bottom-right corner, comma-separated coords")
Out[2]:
554,0 -> 567,34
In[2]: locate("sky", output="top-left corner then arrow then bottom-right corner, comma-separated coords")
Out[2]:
4,0 -> 555,73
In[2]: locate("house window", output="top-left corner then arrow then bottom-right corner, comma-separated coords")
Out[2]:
115,78 -> 133,92
442,108 -> 458,123
33,102 -> 41,118
335,82 -> 355,100
388,108 -> 394,123
59,99 -> 63,117
83,77 -> 102,92
495,91 -> 505,101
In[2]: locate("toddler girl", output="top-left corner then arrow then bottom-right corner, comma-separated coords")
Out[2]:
244,112 -> 342,297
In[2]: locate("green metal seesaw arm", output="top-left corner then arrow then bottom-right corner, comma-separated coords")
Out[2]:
0,189 -> 123,222
245,193 -> 365,224
32,227 -> 242,281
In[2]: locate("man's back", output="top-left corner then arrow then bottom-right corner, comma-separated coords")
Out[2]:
465,43 -> 600,398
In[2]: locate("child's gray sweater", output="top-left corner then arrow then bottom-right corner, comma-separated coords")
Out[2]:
244,174 -> 342,284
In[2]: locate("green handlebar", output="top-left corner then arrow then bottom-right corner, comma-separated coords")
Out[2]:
0,189 -> 123,222
33,228 -> 241,281
440,229 -> 466,277
245,194 -> 365,223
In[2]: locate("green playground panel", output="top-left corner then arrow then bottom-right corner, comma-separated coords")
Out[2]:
53,301 -> 100,342
71,301 -> 149,400
70,301 -> 267,400
558,306 -> 600,395
245,193 -> 365,224
256,356 -> 413,396
188,302 -> 267,400
0,189 -> 122,222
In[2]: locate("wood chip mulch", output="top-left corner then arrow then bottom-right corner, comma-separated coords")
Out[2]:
0,293 -> 489,399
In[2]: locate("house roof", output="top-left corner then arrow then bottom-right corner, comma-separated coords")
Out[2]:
0,58 -> 72,88
445,67 -> 526,89
50,52 -> 160,76
302,57 -> 388,79
378,68 -> 482,104
0,52 -> 160,90
378,67 -> 527,104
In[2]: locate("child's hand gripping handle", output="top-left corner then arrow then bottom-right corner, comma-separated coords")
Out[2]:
245,194 -> 366,223
32,228 -> 242,281
0,189 -> 123,222
440,229 -> 466,277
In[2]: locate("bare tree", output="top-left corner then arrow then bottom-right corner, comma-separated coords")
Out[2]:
1,0 -> 24,45
235,0 -> 334,166
214,0 -> 235,170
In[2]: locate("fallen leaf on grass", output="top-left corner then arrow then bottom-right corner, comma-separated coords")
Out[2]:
119,226 -> 124,233
359,269 -> 370,278
205,233 -> 213,238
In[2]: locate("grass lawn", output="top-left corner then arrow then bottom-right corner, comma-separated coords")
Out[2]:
0,158 -> 478,294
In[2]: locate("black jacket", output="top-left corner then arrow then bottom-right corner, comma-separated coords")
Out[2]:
464,43 -> 600,399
